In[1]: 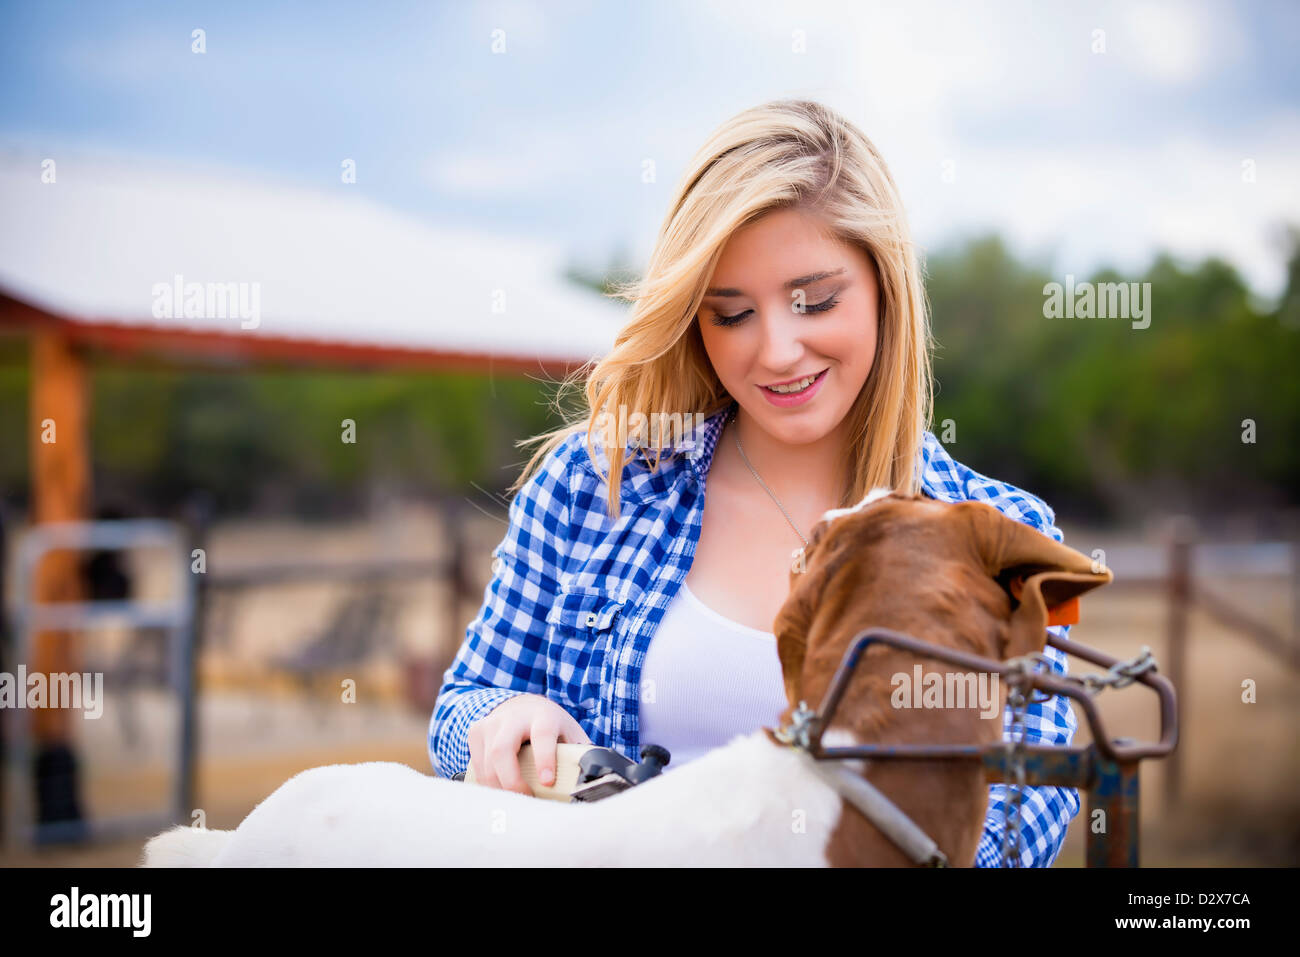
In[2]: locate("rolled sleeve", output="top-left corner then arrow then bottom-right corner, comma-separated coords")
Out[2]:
427,434 -> 580,778
428,685 -> 526,778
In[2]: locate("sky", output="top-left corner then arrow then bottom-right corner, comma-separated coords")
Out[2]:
1,0 -> 1297,303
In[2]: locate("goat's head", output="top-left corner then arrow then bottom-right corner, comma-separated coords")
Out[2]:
771,491 -> 1112,724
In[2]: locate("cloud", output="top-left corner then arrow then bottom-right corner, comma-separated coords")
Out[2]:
909,111 -> 1300,300
1120,0 -> 1245,86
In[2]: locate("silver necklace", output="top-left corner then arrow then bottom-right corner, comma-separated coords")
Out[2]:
731,409 -> 809,548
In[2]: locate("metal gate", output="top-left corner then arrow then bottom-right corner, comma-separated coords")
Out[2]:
5,519 -> 197,845
793,627 -> 1178,866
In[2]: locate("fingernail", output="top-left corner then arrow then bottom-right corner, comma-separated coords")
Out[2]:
541,770 -> 553,784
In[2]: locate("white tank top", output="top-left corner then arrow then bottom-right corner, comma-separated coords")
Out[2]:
637,580 -> 790,770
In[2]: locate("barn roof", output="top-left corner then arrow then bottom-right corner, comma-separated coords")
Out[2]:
0,151 -> 628,372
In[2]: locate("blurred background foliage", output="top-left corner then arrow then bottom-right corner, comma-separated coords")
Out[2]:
1,231 -> 1297,527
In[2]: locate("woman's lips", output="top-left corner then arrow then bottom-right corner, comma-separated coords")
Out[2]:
758,368 -> 828,407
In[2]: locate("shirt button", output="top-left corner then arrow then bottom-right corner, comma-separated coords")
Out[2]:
584,612 -> 599,627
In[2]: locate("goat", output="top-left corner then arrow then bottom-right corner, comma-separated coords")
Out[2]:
142,492 -> 1110,866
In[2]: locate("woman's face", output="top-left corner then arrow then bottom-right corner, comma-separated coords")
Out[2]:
696,206 -> 879,446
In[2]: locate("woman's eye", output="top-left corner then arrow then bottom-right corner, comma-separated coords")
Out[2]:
711,309 -> 751,327
801,294 -> 840,315
710,295 -> 839,328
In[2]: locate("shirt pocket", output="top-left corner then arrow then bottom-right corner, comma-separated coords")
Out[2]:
544,587 -> 624,715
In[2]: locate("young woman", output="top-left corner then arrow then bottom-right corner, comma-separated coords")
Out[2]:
429,99 -> 1081,866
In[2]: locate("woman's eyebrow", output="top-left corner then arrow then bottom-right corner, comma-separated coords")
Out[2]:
704,267 -> 847,297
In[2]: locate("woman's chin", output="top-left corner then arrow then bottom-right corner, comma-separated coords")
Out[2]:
752,406 -> 843,447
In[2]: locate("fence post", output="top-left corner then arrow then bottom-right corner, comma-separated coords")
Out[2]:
1163,516 -> 1195,810
179,491 -> 214,827
1088,756 -> 1143,867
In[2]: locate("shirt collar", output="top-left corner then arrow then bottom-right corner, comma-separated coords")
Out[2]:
585,399 -> 955,504
683,400 -> 737,486
688,402 -> 957,505
580,401 -> 735,503
916,430 -> 961,503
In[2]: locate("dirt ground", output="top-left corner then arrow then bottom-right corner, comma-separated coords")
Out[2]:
2,510 -> 1296,867
1049,582 -> 1299,867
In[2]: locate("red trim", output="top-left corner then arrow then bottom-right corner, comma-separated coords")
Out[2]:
0,292 -> 596,378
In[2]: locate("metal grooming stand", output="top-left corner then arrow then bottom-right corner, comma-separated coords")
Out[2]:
5,519 -> 197,846
801,627 -> 1179,866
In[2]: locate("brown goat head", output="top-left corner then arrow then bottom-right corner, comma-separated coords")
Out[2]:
767,491 -> 1112,866
772,491 -> 1112,725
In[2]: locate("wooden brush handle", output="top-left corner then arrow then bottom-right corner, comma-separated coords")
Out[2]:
461,742 -> 592,802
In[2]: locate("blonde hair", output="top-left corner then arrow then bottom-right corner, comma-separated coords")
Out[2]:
510,98 -> 934,520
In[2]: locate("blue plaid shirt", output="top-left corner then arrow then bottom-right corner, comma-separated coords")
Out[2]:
429,401 -> 1081,867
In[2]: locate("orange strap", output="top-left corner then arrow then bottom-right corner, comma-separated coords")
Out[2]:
1008,576 -> 1080,626
1045,596 -> 1079,627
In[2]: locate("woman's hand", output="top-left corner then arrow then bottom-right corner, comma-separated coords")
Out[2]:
467,693 -> 591,796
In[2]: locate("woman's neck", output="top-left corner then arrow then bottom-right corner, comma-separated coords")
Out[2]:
721,404 -> 851,512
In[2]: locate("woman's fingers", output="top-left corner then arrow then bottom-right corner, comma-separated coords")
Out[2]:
487,727 -> 533,796
467,694 -> 592,794
529,723 -> 559,788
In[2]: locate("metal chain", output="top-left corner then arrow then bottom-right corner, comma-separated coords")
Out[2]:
773,699 -> 817,750
1001,664 -> 1031,867
1073,646 -> 1158,693
1014,646 -> 1158,697
731,409 -> 810,548
998,645 -> 1159,866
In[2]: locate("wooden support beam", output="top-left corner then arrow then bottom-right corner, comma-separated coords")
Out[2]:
28,329 -> 91,746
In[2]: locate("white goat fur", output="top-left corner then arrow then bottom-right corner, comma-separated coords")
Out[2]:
142,730 -> 866,866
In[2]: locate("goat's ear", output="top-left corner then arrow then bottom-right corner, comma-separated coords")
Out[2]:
772,533 -> 840,710
958,501 -> 1113,660
773,569 -> 814,712
772,493 -> 898,705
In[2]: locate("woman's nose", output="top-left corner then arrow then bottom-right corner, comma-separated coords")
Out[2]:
756,306 -> 806,371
